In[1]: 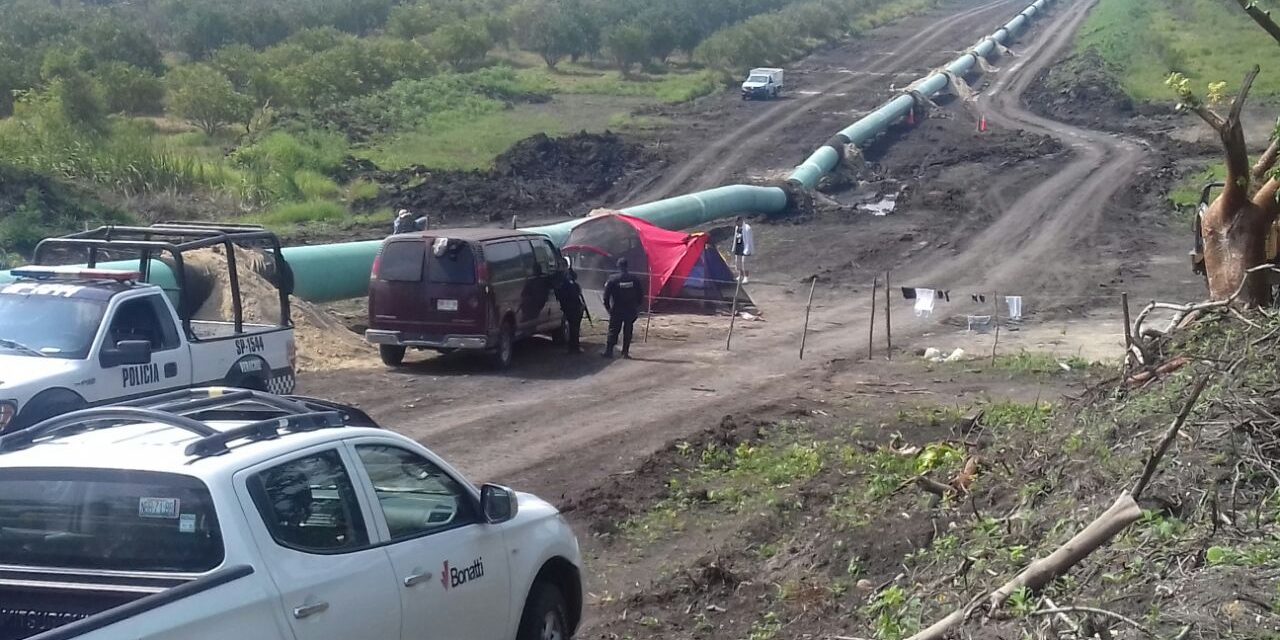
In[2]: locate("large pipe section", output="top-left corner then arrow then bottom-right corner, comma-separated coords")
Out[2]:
790,0 -> 1052,188
0,0 -> 1056,303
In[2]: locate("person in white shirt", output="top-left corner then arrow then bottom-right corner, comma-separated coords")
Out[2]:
732,216 -> 755,284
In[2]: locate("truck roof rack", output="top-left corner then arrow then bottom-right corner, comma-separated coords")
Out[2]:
31,225 -> 293,336
0,388 -> 380,459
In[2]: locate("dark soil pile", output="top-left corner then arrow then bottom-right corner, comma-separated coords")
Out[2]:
370,132 -> 656,226
1024,48 -> 1137,129
862,115 -> 1068,181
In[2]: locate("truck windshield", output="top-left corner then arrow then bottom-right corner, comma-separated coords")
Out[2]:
0,468 -> 224,573
748,75 -> 769,83
0,293 -> 105,359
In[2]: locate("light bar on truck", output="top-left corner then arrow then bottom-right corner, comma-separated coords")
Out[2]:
10,266 -> 142,282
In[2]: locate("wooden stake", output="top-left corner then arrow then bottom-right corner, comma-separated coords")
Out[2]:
726,277 -> 744,351
800,277 -> 817,360
990,291 -> 1001,367
868,276 -> 878,360
1121,291 -> 1133,370
884,270 -> 892,360
643,293 -> 654,343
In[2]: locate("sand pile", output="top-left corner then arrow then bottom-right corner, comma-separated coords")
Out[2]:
183,247 -> 374,373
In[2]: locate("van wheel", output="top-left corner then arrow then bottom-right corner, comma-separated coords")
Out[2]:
380,345 -> 407,367
516,582 -> 570,640
492,323 -> 514,369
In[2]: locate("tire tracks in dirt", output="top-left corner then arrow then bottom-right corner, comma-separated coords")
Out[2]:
912,0 -> 1145,297
624,0 -> 1022,204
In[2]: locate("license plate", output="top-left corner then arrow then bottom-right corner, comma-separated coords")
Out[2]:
437,299 -> 459,311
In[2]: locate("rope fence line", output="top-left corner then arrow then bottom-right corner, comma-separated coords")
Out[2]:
571,267 -> 1145,362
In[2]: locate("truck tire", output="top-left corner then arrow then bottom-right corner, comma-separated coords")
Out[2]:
516,582 -> 570,640
380,345 -> 407,367
14,389 -> 86,432
491,322 -> 515,369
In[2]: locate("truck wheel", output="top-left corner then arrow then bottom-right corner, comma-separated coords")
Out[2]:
380,345 -> 407,367
15,389 -> 86,432
516,582 -> 570,640
492,322 -> 515,369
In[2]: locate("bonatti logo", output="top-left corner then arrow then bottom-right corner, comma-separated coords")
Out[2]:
441,557 -> 485,590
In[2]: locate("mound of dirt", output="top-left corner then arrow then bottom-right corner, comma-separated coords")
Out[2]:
371,132 -> 656,226
184,248 -> 374,373
1024,48 -> 1136,128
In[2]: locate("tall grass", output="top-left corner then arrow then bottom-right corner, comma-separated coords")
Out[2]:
523,69 -> 727,104
1077,0 -> 1280,102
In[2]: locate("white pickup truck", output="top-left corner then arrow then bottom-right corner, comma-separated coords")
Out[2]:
0,388 -> 583,640
0,224 -> 297,432
741,67 -> 784,100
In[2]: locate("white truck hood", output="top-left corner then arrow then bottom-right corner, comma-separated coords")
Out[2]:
0,353 -> 83,391
742,82 -> 767,89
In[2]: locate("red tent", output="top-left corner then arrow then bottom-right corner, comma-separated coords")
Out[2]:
563,213 -> 750,311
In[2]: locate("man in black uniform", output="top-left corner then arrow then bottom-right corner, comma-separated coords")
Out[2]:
602,258 -> 644,359
554,268 -> 585,353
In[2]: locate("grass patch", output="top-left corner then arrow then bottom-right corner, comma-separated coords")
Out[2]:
359,110 -> 569,171
988,350 -> 1095,376
1168,163 -> 1227,220
521,68 -> 725,104
250,200 -> 348,228
1077,0 -> 1280,102
607,113 -> 675,132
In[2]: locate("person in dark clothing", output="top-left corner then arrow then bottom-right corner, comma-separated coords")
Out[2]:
554,268 -> 585,353
602,258 -> 644,359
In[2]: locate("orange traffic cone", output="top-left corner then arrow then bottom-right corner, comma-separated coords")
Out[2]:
978,114 -> 988,132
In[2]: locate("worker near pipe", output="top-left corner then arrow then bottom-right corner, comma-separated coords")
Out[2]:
602,258 -> 644,359
732,216 -> 754,284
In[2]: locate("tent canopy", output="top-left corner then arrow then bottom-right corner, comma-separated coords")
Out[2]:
563,213 -> 750,311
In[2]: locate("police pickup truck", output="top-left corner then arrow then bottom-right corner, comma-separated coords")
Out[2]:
0,388 -> 583,640
0,224 -> 297,432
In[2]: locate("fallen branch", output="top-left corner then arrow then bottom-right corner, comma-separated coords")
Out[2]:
1131,375 -> 1211,500
905,495 -> 1143,640
1026,605 -> 1158,639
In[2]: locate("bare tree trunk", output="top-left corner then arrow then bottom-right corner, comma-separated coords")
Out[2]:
1193,66 -> 1276,305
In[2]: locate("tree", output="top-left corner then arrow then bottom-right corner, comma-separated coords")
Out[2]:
95,62 -> 165,115
167,64 -> 253,135
79,17 -> 165,74
602,22 -> 649,76
510,0 -> 581,69
1174,0 -> 1280,305
428,20 -> 492,69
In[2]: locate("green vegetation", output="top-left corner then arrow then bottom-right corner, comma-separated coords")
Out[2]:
1074,0 -> 1280,102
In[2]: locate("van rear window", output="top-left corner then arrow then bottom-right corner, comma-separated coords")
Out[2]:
379,241 -> 426,282
429,247 -> 475,284
0,468 -> 223,573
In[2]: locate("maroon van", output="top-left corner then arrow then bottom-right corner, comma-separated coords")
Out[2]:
365,229 -> 568,368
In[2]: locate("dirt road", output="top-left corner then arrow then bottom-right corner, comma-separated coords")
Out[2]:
303,0 -> 1157,508
622,0 -> 1023,203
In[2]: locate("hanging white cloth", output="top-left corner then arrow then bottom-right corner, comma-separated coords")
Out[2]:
914,288 -> 936,317
1005,295 -> 1023,320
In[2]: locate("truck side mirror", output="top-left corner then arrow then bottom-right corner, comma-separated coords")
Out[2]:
480,484 -> 518,524
102,340 -> 152,367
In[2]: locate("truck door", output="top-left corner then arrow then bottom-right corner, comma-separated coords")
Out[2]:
236,447 -> 402,640
95,294 -> 188,400
345,441 -> 513,640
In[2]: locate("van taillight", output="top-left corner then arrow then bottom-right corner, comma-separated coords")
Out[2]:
371,254 -> 382,279
476,262 -> 489,284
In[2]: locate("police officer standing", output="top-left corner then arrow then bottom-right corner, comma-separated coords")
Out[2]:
554,266 -> 585,353
602,258 -> 644,359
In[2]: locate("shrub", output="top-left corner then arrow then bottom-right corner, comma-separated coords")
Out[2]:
291,169 -> 341,200
95,62 -> 165,115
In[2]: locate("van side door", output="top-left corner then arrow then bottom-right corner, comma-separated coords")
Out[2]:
94,292 -> 190,400
236,446 -> 402,640
482,240 -> 527,335
531,238 -> 563,330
